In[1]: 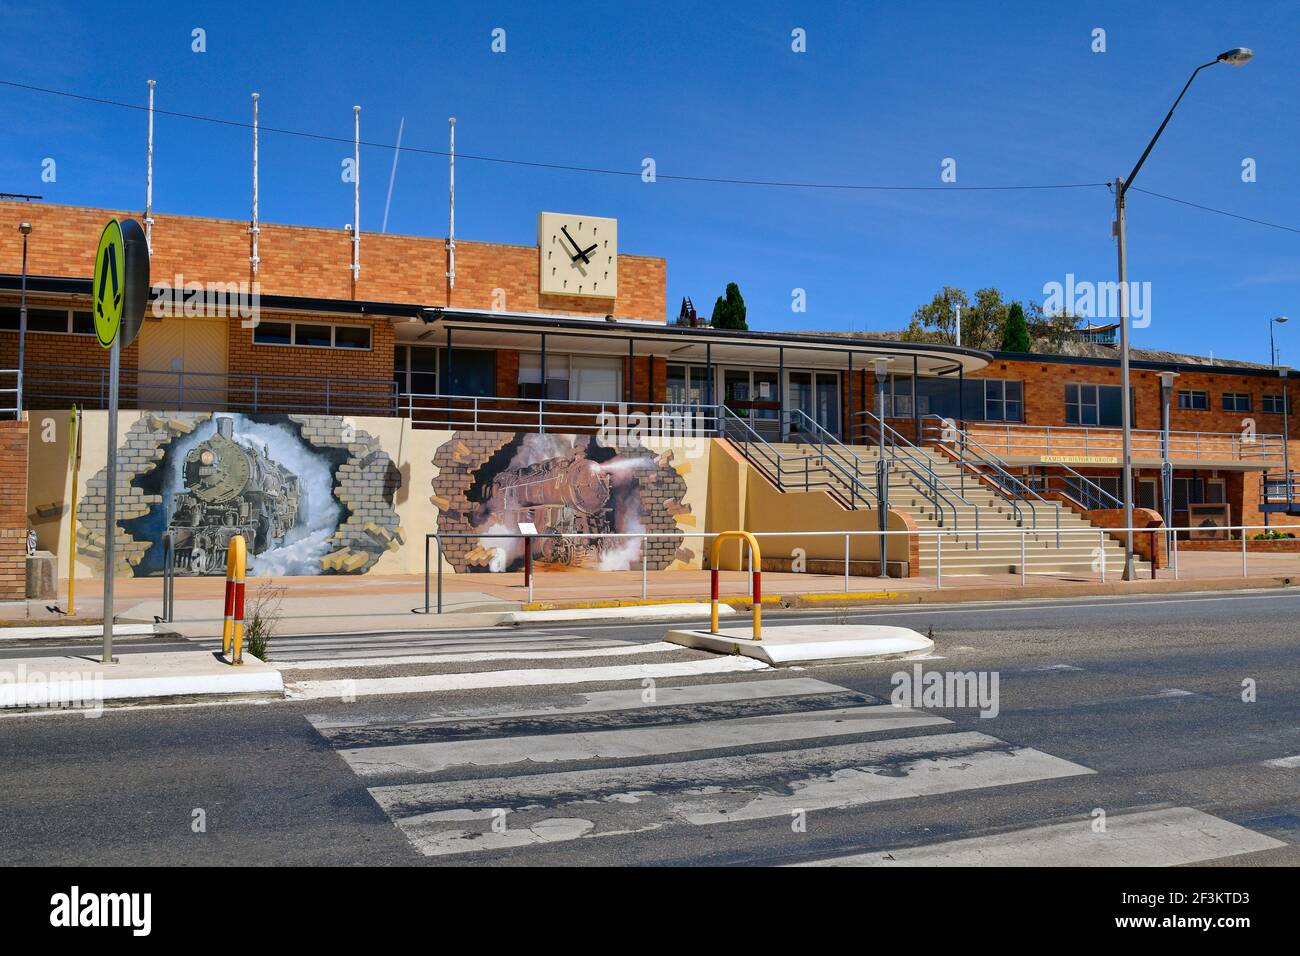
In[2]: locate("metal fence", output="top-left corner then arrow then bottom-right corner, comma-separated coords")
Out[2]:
962,421 -> 1284,463
419,523 -> 1296,612
21,364 -> 397,417
401,393 -> 722,436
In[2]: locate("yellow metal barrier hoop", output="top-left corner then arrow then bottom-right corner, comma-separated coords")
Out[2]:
709,531 -> 762,641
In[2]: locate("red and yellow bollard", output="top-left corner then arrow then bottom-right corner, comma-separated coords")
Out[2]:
708,531 -> 762,640
221,535 -> 248,664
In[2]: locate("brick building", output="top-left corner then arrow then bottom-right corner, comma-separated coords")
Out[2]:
1,199 -> 1297,595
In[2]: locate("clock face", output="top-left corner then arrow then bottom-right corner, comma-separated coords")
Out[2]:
538,212 -> 617,298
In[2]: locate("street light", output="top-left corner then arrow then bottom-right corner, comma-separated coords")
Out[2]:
1113,47 -> 1252,579
1156,371 -> 1179,568
17,222 -> 32,415
1269,315 -> 1288,367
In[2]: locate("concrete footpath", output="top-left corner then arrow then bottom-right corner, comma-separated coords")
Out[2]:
0,648 -> 283,711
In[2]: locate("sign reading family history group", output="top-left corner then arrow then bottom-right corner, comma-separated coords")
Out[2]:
91,218 -> 150,349
1040,454 -> 1120,465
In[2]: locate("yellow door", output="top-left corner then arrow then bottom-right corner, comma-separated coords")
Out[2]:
137,316 -> 228,411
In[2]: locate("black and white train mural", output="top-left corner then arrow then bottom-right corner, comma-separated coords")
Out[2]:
76,412 -> 403,577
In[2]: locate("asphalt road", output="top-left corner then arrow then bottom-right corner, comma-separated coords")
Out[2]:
3,588 -> 1299,867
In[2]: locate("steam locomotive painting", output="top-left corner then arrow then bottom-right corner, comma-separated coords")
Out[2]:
167,417 -> 303,574
470,447 -> 632,568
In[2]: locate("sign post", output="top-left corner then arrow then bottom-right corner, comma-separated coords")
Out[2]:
92,219 -> 149,664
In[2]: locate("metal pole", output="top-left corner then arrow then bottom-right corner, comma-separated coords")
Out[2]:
1281,369 -> 1291,494
446,117 -> 456,294
17,228 -> 28,415
1116,177 -> 1135,579
1098,529 -> 1105,583
777,346 -> 784,440
844,533 -> 850,591
936,533 -> 942,588
351,105 -> 361,284
1020,531 -> 1026,586
250,93 -> 260,275
102,336 -> 120,663
424,534 -> 430,613
641,545 -> 648,601
145,80 -> 155,252
1242,528 -> 1248,577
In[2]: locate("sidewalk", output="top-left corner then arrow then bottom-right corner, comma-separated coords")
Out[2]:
2,549 -> 1296,635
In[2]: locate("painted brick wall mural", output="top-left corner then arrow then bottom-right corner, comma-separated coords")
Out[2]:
75,412 -> 402,576
431,432 -> 695,574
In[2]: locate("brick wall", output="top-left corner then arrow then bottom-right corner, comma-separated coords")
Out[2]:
0,200 -> 667,321
0,419 -> 29,599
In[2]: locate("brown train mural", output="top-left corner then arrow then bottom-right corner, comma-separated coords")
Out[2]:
431,432 -> 695,573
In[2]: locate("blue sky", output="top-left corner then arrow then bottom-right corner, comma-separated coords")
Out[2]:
2,1 -> 1298,363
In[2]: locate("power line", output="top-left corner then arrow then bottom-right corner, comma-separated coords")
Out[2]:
0,77 -> 1108,193
1128,186 -> 1300,236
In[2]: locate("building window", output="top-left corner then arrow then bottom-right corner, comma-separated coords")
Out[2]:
570,356 -> 621,402
984,379 -> 1023,422
252,319 -> 372,350
1065,384 -> 1100,426
1172,477 -> 1204,511
518,353 -> 571,400
440,348 -> 496,398
667,364 -> 707,406
0,306 -> 96,335
1263,393 -> 1291,414
1178,389 -> 1209,411
393,345 -> 438,397
1221,392 -> 1251,412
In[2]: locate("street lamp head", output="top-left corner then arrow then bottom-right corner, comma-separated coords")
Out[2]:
1275,316 -> 1289,325
18,222 -> 32,236
1216,47 -> 1253,67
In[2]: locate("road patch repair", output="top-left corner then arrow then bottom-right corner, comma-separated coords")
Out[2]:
0,647 -> 284,712
666,623 -> 935,666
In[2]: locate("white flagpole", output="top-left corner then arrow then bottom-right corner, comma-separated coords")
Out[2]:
351,105 -> 361,283
250,92 -> 260,275
145,79 -> 155,252
447,116 -> 456,293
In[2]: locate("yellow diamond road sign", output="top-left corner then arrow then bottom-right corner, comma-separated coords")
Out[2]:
92,220 -> 126,348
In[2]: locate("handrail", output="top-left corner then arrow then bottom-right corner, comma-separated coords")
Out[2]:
405,393 -> 722,436
922,415 -> 1064,546
852,407 -> 977,540
720,406 -> 879,511
1049,461 -> 1124,511
778,408 -> 886,510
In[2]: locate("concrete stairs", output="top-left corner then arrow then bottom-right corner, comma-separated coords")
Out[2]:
763,439 -> 1144,577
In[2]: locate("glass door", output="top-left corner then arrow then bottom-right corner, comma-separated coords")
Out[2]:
786,370 -> 840,438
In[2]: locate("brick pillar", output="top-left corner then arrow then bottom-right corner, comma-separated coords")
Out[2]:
0,420 -> 29,599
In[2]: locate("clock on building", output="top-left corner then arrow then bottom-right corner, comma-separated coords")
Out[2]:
538,212 -> 617,298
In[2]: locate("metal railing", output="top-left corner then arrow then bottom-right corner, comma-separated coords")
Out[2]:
21,363 -> 397,416
0,368 -> 17,418
719,405 -> 880,511
960,420 -> 1284,463
417,523 -> 1294,611
1261,473 -> 1300,512
922,415 -> 1063,545
403,393 -> 723,436
853,407 -> 978,540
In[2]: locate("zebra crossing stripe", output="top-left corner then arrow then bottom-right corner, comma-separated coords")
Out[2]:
287,656 -> 769,699
335,705 -> 950,776
308,677 -> 852,730
368,730 -> 1092,857
791,807 -> 1286,867
275,641 -> 683,671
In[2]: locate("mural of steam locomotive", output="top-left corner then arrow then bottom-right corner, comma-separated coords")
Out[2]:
471,450 -> 624,567
167,417 -> 303,574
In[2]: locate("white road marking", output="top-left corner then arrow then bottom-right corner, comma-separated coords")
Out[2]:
275,641 -> 683,671
287,656 -> 769,699
308,677 -> 854,730
371,730 -> 1092,856
1263,755 -> 1300,769
336,705 -> 949,775
794,807 -> 1286,867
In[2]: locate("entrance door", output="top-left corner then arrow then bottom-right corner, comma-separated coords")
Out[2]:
138,316 -> 228,410
722,368 -> 781,438
787,370 -> 840,437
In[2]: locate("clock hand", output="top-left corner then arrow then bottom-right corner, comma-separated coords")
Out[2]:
578,242 -> 598,260
560,226 -> 585,262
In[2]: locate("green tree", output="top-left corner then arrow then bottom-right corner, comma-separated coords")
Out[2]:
709,282 -> 748,330
1000,301 -> 1032,352
901,286 -> 968,343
